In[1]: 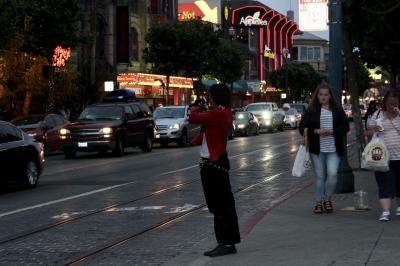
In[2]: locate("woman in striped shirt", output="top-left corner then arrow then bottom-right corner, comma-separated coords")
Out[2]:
367,90 -> 400,221
300,83 -> 350,214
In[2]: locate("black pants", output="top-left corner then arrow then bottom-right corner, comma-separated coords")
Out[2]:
200,164 -> 241,245
375,160 -> 400,199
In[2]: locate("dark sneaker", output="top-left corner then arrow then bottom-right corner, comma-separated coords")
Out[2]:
204,244 -> 237,257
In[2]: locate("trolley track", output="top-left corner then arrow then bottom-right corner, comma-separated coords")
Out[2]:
0,139 -> 302,246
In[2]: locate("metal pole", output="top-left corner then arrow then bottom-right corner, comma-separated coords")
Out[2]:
329,0 -> 354,193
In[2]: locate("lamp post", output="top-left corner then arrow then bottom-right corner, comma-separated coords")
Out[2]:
283,48 -> 290,102
329,0 -> 354,193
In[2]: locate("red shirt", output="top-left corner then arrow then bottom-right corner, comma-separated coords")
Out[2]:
189,106 -> 233,162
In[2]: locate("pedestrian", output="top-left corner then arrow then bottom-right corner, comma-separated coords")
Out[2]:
367,90 -> 400,221
299,83 -> 350,214
365,100 -> 378,129
189,84 -> 240,257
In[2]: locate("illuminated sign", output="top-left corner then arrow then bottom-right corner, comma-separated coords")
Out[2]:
232,6 -> 269,27
117,73 -> 194,89
240,12 -> 268,26
264,46 -> 275,59
178,0 -> 220,24
52,46 -> 71,67
299,0 -> 328,31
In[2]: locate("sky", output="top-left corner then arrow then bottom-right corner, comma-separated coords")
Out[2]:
259,0 -> 329,40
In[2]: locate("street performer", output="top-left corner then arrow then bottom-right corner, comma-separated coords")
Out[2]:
189,84 -> 240,257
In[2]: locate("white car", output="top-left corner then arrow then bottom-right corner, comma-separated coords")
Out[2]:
244,102 -> 284,132
153,105 -> 201,147
284,108 -> 302,129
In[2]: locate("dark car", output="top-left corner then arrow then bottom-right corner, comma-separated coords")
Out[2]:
234,111 -> 260,136
0,121 -> 45,188
59,100 -> 155,158
11,114 -> 70,153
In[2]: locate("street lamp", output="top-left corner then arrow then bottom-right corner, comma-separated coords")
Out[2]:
283,48 -> 291,102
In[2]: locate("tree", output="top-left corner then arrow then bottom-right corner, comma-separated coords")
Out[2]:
143,20 -> 244,102
269,62 -> 323,102
343,0 -> 400,90
209,41 -> 244,84
0,0 -> 84,115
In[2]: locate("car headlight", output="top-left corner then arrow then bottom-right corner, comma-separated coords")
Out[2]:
29,132 -> 37,137
60,128 -> 70,135
262,112 -> 272,119
237,124 -> 246,129
169,123 -> 180,129
99,127 -> 113,134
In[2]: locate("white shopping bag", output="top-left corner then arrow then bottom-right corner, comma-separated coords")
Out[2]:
361,133 -> 390,172
292,144 -> 312,177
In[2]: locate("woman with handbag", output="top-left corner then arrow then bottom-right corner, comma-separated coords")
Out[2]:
189,84 -> 240,257
299,83 -> 350,214
367,90 -> 400,221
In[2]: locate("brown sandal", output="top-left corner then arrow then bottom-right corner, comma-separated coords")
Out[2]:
314,201 -> 323,214
323,200 -> 333,213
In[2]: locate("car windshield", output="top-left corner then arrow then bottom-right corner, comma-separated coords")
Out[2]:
246,104 -> 270,111
154,107 -> 185,119
343,104 -> 351,110
78,106 -> 123,121
291,105 -> 305,114
235,112 -> 248,120
285,109 -> 297,115
12,116 -> 45,126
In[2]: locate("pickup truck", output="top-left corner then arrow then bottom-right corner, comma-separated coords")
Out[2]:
244,102 -> 285,132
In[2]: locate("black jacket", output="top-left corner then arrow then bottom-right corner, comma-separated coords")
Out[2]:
299,106 -> 350,156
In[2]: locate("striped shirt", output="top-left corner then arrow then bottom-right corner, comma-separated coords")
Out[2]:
369,111 -> 400,160
320,108 -> 336,153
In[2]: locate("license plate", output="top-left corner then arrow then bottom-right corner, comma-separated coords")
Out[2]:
78,142 -> 88,147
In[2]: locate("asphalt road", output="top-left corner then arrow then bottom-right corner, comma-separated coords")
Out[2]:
0,128 -> 342,265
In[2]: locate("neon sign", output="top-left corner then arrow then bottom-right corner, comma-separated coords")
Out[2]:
240,12 -> 268,26
52,46 -> 71,67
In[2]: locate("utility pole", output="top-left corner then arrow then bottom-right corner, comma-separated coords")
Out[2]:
329,0 -> 354,193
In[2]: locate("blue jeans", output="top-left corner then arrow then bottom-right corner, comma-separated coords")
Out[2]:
310,152 -> 340,201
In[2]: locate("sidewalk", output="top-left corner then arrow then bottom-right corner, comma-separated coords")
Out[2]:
166,170 -> 400,266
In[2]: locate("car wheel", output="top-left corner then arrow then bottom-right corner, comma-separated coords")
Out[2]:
255,126 -> 260,135
64,149 -> 77,159
112,135 -> 125,156
140,132 -> 153,152
178,131 -> 188,147
20,160 -> 39,188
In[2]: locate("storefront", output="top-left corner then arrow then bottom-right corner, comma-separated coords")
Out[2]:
117,73 -> 194,108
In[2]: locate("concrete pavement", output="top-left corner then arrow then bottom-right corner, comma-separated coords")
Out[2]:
166,170 -> 400,266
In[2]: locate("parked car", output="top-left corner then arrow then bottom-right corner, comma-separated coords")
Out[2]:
153,105 -> 201,147
0,121 -> 44,188
284,108 -> 302,129
343,104 -> 367,120
11,114 -> 70,153
59,92 -> 155,158
244,102 -> 284,132
234,111 -> 259,136
289,103 -> 307,117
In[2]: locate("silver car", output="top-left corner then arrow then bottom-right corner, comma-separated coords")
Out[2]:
153,106 -> 201,147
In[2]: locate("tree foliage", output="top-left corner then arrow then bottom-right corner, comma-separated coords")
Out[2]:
143,20 -> 244,95
269,62 -> 323,101
343,0 -> 400,89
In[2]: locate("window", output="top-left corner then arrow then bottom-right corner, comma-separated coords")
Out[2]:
125,106 -> 136,120
53,115 -> 65,126
44,116 -> 57,127
131,104 -> 142,117
0,124 -> 22,143
138,103 -> 152,116
293,46 -> 298,60
131,27 -> 139,62
314,47 -> 321,60
300,47 -> 307,61
298,46 -> 322,61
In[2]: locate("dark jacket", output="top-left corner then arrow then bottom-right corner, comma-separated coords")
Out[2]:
299,106 -> 350,156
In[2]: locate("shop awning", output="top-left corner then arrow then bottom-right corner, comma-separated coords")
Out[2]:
201,80 -> 248,92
